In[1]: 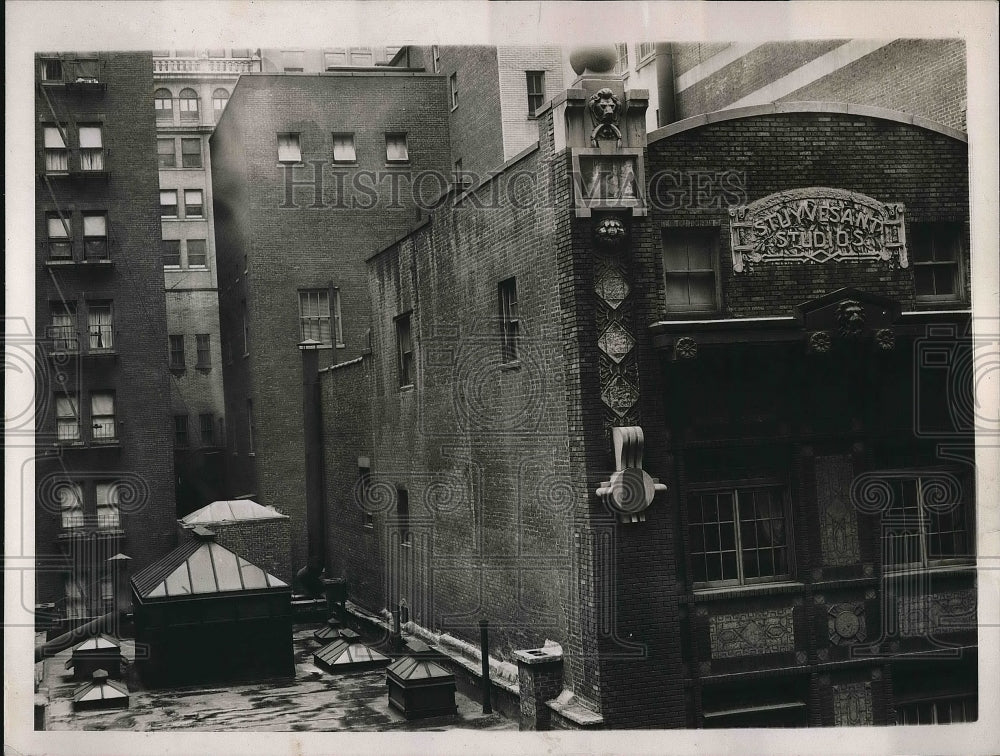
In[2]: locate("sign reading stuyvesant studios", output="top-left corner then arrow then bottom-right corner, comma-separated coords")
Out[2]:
728,187 -> 908,273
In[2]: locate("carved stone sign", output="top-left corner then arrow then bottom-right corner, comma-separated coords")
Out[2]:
729,187 -> 907,272
709,607 -> 795,659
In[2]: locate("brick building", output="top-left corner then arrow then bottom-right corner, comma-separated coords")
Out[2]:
315,49 -> 976,728
34,52 -> 178,626
210,69 -> 453,574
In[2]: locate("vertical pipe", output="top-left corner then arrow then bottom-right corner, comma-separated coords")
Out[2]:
300,341 -> 326,579
479,619 -> 493,714
654,42 -> 676,127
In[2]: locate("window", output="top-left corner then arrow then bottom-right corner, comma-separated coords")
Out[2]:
242,300 -> 250,355
349,47 -> 373,67
332,133 -> 356,163
231,48 -> 252,58
174,414 -> 189,447
44,125 -> 68,172
199,413 -> 215,445
91,392 -> 116,441
196,334 -> 211,367
688,485 -> 791,587
702,679 -> 808,728
186,239 -> 207,267
58,482 -> 84,529
96,483 -> 120,529
56,395 -> 80,441
212,88 -> 229,119
207,49 -> 226,58
662,227 -> 719,311
40,57 -> 63,82
431,45 -> 441,73
181,138 -> 202,168
87,302 -> 113,351
163,240 -> 181,268
299,289 -> 341,345
184,189 -> 203,217
324,50 -> 346,69
897,696 -> 977,725
614,43 -> 629,75
277,133 -> 301,164
396,486 -> 411,546
178,88 -> 200,119
882,475 -> 970,570
74,57 -> 100,81
50,302 -> 78,352
169,335 -> 185,369
637,43 -> 656,62
82,214 -> 108,260
79,124 -> 103,171
282,50 -> 304,72
526,71 -> 545,116
154,88 -> 173,119
46,214 -> 72,259
912,222 -> 963,301
385,133 -> 409,163
396,313 -> 415,387
449,72 -> 458,110
499,277 -> 519,363
175,50 -> 197,58
160,190 -> 178,217
246,399 -> 255,453
157,138 -> 176,168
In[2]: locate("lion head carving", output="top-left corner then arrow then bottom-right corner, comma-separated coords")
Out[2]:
836,299 -> 866,339
588,88 -> 623,147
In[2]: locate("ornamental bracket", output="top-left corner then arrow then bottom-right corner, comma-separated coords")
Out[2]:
595,426 -> 667,524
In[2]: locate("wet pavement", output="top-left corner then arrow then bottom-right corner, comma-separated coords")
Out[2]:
40,627 -> 516,732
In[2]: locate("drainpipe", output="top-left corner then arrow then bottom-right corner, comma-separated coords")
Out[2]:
298,339 -> 326,596
654,43 -> 676,127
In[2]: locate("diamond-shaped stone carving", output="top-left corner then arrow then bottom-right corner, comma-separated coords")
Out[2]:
595,268 -> 630,309
597,322 -> 635,364
600,375 -> 639,416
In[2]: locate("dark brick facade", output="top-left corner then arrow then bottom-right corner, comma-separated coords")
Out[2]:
176,516 -> 291,582
211,71 -> 453,572
35,52 -> 177,615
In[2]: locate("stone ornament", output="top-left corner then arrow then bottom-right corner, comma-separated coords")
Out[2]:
600,374 -> 639,417
808,330 -> 832,354
597,322 -> 635,364
595,426 -> 667,524
588,88 -> 623,147
836,299 -> 866,339
594,216 -> 627,247
875,328 -> 896,350
833,683 -> 873,726
674,336 -> 698,360
594,267 -> 630,309
709,607 -> 795,659
828,603 -> 867,646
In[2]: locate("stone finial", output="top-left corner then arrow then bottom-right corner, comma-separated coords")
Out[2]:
569,46 -> 618,76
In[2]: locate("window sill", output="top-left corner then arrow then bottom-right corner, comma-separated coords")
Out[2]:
195,365 -> 212,372
385,161 -> 411,168
883,563 -> 976,579
169,367 -> 186,375
689,580 -> 804,603
399,384 -> 415,393
332,161 -> 358,167
500,360 -> 521,371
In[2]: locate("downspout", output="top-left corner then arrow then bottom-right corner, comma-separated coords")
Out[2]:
654,43 -> 677,127
296,339 -> 327,596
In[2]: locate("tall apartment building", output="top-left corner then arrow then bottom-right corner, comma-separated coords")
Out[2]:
152,49 -> 262,515
35,52 -> 177,627
210,68 -> 453,575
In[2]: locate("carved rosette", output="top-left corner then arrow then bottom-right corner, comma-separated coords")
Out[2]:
828,603 -> 867,646
808,330 -> 832,354
875,328 -> 895,351
674,336 -> 698,360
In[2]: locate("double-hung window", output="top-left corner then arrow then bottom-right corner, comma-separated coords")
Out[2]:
160,190 -> 178,218
662,227 -> 719,312
882,475 -> 970,570
911,222 -> 963,302
332,133 -> 356,163
199,413 -> 215,445
79,124 -> 104,171
88,302 -> 113,351
184,190 -> 203,217
58,482 -> 85,529
187,240 -> 208,267
44,126 -> 69,172
396,314 -> 415,387
82,213 -> 108,260
169,335 -> 185,369
157,138 -> 176,168
90,392 -> 116,441
154,88 -> 173,120
50,302 -> 78,352
175,415 -> 189,447
56,395 -> 81,441
277,133 -> 301,164
47,214 -> 72,259
526,71 -> 545,116
40,57 -> 63,82
181,138 -> 202,168
163,240 -> 181,268
499,277 -> 519,363
299,289 -> 342,346
385,133 -> 409,163
96,482 -> 121,529
212,88 -> 229,120
178,88 -> 200,120
196,334 -> 211,367
615,43 -> 629,75
449,73 -> 458,110
688,484 -> 791,587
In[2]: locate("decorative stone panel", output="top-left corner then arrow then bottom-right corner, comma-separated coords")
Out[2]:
709,607 -> 795,659
815,454 -> 860,566
833,682 -> 872,726
828,603 -> 867,646
896,589 -> 976,637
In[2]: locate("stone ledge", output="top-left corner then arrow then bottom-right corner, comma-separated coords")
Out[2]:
545,690 -> 604,727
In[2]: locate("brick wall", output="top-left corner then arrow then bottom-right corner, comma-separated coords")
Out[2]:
176,517 -> 292,582
211,71 -> 453,573
496,46 -> 565,162
35,52 -> 177,607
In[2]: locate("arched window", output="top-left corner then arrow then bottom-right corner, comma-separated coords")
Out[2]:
212,88 -> 230,119
178,88 -> 200,119
154,88 -> 173,119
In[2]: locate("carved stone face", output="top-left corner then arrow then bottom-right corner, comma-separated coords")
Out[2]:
594,217 -> 626,246
589,88 -> 620,125
836,299 -> 866,338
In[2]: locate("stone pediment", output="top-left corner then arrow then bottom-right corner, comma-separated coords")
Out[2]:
795,288 -> 901,333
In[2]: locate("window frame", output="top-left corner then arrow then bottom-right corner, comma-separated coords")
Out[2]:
199,412 -> 215,446
396,312 -> 415,388
96,482 -> 121,529
396,486 -> 411,546
174,414 -> 189,447
449,72 -> 458,111
332,132 -> 357,163
78,123 -> 104,172
180,138 -> 202,168
385,132 -> 409,164
178,87 -> 200,119
50,301 -> 78,352
40,57 -> 64,83
431,46 -> 441,73
246,398 -> 255,454
58,482 -> 85,530
498,277 -> 519,363
157,137 -> 177,168
281,50 -> 305,72
163,240 -> 181,268
277,133 -> 302,164
299,289 -> 337,346
86,301 -> 114,352
43,125 -> 69,173
154,88 -> 173,119
184,189 -> 204,218
46,213 -> 73,259
636,43 -> 656,64
662,226 -> 721,314
525,71 -> 545,117
55,394 -> 81,442
82,212 -> 108,261
168,334 -> 186,370
212,88 -> 230,119
90,391 -> 116,442
160,189 -> 178,218
687,480 -> 794,590
615,43 -> 630,75
186,239 -> 208,268
911,221 -> 965,303
195,333 -> 211,368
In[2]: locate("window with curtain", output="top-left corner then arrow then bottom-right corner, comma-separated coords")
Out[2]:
44,125 -> 68,172
56,395 -> 80,441
332,133 -> 356,162
83,214 -> 108,260
50,302 -> 78,352
96,482 -> 121,529
277,133 -> 301,163
58,482 -> 84,529
90,392 -> 116,441
79,124 -> 103,171
385,133 -> 409,163
47,214 -> 72,259
88,302 -> 113,351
